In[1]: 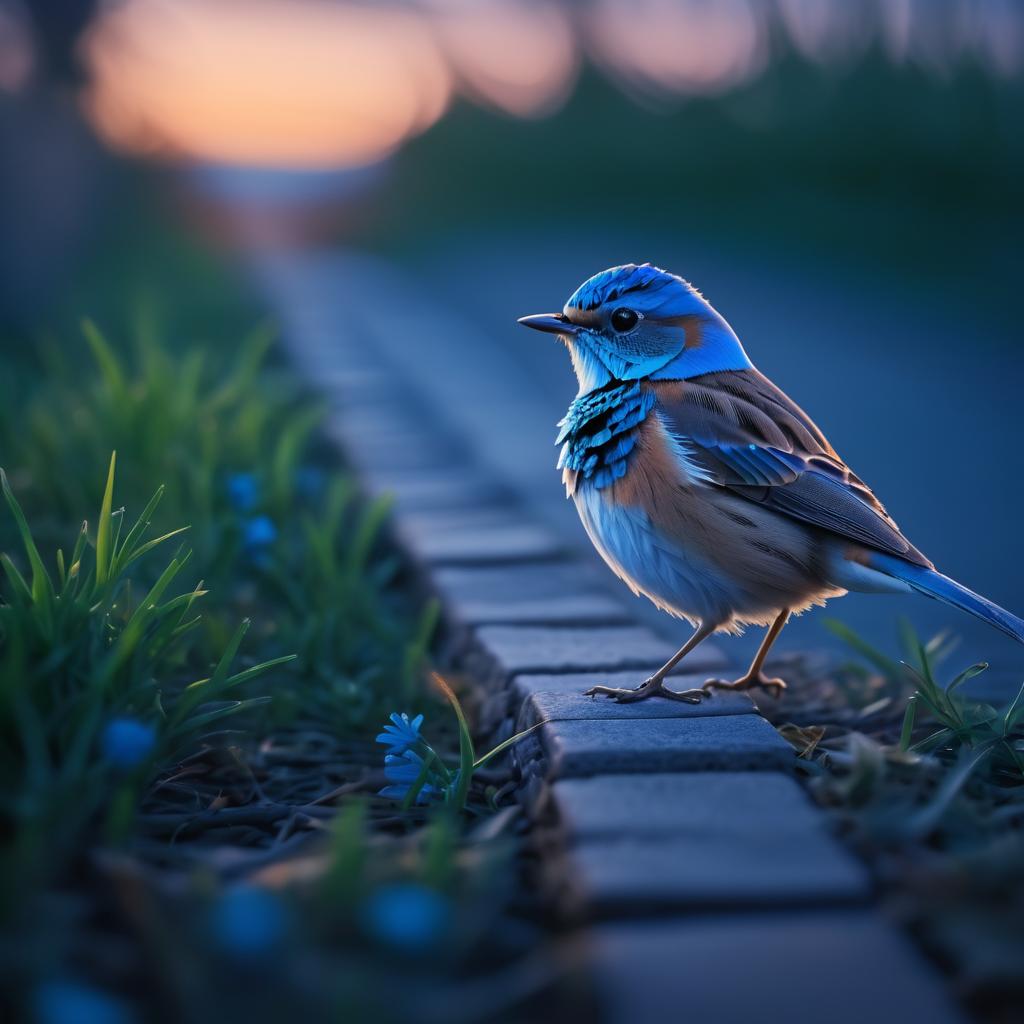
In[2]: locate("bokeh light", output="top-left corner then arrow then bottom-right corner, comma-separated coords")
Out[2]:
427,0 -> 579,118
0,0 -> 33,93
584,0 -> 768,100
79,0 -> 452,169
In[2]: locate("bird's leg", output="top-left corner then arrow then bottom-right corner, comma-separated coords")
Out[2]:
703,609 -> 790,698
584,622 -> 717,704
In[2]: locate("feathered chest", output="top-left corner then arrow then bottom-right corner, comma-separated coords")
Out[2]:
557,380 -> 655,491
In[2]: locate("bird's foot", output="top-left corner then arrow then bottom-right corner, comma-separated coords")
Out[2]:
583,676 -> 705,704
702,672 -> 787,699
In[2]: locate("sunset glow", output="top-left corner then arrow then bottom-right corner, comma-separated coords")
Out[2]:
584,0 -> 767,99
75,0 -> 1023,170
80,0 -> 452,168
428,0 -> 579,118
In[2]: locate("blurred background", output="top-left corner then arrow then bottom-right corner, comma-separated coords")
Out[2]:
2,0 -> 1023,671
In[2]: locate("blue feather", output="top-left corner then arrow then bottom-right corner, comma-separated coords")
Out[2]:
603,434 -> 637,462
558,379 -> 654,484
865,552 -> 1024,644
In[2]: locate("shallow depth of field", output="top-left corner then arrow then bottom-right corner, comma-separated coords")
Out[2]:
1,3 -> 1023,1023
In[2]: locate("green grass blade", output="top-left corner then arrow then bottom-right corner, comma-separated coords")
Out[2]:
119,527 -> 190,570
473,721 -> 547,770
946,662 -> 988,696
323,798 -> 367,904
0,552 -> 32,605
167,696 -> 272,739
186,654 -> 297,696
99,553 -> 189,685
1,467 -> 55,619
69,522 -> 88,576
1002,680 -> 1024,733
346,495 -> 392,579
402,599 -> 440,706
400,756 -> 437,812
171,618 -> 284,723
432,672 -> 474,811
95,452 -> 117,586
82,319 -> 127,403
904,744 -> 994,838
899,695 -> 918,752
822,618 -> 903,680
113,485 -> 165,568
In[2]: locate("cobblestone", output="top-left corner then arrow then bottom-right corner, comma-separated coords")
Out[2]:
550,772 -> 869,910
474,625 -> 728,678
535,715 -> 794,777
590,913 -> 966,1024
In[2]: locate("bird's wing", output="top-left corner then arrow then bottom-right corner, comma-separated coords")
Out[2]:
654,369 -> 932,567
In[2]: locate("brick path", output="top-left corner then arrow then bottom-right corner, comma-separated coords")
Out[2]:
252,249 -> 966,1024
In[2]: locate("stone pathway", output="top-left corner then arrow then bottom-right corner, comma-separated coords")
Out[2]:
252,248 -> 967,1024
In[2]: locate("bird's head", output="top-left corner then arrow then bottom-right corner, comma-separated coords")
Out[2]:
518,263 -> 752,392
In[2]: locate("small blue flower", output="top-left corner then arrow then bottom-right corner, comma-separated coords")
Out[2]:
34,979 -> 133,1024
363,884 -> 450,952
213,886 -> 287,959
226,472 -> 260,512
375,712 -> 424,755
101,717 -> 156,769
242,515 -> 277,551
380,749 -> 438,804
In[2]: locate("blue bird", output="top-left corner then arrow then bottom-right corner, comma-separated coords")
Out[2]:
519,263 -> 1024,703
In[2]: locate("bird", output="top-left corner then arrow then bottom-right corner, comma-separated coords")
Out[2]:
517,263 -> 1024,704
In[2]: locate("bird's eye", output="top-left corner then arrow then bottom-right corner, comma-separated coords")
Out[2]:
610,307 -> 640,333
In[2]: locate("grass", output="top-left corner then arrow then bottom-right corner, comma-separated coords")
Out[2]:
0,454 -> 290,914
2,315 -> 435,729
771,620 -> 1024,1014
0,244 -> 566,1021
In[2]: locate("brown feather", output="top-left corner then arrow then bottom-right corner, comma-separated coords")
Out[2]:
651,370 -> 932,568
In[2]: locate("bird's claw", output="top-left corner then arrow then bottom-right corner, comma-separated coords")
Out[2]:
702,674 -> 787,698
583,679 -> 705,704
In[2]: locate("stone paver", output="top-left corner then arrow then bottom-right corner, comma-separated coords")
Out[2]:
537,715 -> 794,777
432,564 -> 631,626
550,773 -> 869,910
446,591 -> 630,627
394,510 -> 564,566
590,912 -> 967,1024
367,468 -> 512,512
325,414 -> 458,474
517,676 -> 754,722
259,248 -> 967,1024
474,625 -> 728,678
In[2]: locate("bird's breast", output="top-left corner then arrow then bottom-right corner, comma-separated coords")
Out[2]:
568,413 -> 837,625
568,413 -> 730,621
557,380 -> 655,495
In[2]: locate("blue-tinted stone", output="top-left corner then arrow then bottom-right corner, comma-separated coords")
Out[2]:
552,772 -> 869,910
538,715 -> 793,776
591,913 -> 965,1024
474,625 -> 728,678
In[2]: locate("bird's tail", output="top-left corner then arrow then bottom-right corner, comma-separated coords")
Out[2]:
865,552 -> 1024,645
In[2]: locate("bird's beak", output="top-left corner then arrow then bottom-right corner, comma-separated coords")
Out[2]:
517,313 -> 579,336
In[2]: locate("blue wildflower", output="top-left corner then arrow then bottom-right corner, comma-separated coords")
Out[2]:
101,717 -> 156,770
242,515 -> 277,551
34,979 -> 133,1024
212,886 -> 287,959
363,884 -> 450,952
375,712 -> 424,755
226,472 -> 260,512
380,749 -> 438,804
